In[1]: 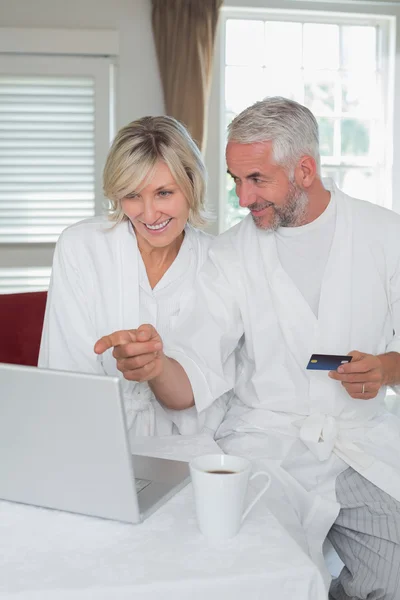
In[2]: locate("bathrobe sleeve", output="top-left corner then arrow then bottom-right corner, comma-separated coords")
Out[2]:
164,240 -> 244,413
386,250 -> 400,393
38,228 -> 102,374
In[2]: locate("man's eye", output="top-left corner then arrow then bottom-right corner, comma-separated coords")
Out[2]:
252,178 -> 262,184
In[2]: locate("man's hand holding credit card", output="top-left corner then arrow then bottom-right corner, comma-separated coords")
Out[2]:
307,350 -> 388,400
306,354 -> 353,371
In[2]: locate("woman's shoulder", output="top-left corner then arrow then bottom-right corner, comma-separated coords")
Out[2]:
60,215 -> 111,238
57,215 -> 127,249
183,224 -> 214,270
185,224 -> 214,249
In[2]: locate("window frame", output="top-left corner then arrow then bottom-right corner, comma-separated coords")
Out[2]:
0,28 -> 118,291
205,3 -> 398,234
0,54 -> 114,242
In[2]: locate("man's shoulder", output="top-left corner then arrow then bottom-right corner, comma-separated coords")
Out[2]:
199,219 -> 251,282
327,179 -> 400,229
345,195 -> 400,247
349,195 -> 400,226
209,216 -> 252,254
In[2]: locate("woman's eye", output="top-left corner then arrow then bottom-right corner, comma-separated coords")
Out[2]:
125,192 -> 138,199
159,190 -> 172,197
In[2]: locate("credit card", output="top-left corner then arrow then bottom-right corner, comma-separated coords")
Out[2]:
306,354 -> 352,371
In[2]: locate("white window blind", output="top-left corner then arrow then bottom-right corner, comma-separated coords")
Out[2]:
0,53 -> 113,292
0,267 -> 51,294
0,74 -> 96,243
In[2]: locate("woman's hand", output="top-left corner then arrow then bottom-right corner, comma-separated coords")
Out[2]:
94,324 -> 165,382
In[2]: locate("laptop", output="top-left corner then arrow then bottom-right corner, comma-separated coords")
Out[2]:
0,362 -> 190,523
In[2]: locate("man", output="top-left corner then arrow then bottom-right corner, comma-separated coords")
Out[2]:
96,97 -> 400,599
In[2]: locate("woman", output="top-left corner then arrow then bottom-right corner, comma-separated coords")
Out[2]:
39,116 -> 227,441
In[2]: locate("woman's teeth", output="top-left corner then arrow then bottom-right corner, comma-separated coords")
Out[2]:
145,219 -> 171,230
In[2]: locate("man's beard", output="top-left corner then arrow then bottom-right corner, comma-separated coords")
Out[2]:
249,181 -> 309,231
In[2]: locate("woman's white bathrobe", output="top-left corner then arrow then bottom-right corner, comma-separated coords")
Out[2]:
39,216 -> 227,440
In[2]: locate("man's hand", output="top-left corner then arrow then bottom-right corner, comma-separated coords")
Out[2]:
328,350 -> 385,400
94,324 -> 164,382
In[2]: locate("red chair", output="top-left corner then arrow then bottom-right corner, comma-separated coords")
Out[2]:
0,291 -> 47,366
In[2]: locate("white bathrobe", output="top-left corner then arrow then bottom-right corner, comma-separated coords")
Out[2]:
39,216 -> 228,440
165,180 -> 400,582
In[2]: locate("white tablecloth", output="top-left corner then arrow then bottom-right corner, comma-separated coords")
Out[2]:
0,435 -> 327,600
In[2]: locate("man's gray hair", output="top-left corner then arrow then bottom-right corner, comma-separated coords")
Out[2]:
228,97 -> 321,174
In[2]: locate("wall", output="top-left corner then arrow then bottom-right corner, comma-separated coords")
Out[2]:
1,0 -> 400,242
0,0 -> 164,128
0,0 -> 166,267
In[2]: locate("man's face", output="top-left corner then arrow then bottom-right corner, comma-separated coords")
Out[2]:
226,141 -> 308,230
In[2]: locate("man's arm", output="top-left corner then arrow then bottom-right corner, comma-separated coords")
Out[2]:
149,355 -> 194,409
378,351 -> 400,386
329,233 -> 400,399
329,350 -> 400,399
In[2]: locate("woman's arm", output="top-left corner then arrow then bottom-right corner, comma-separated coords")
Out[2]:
39,229 -> 102,374
95,245 -> 244,413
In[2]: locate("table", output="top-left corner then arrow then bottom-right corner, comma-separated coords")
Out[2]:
0,435 -> 328,600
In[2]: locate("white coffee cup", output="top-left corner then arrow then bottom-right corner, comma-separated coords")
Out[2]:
189,454 -> 271,541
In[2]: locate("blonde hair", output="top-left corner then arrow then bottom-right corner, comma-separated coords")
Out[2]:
103,116 -> 209,227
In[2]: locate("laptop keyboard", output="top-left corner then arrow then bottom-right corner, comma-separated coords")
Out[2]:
135,478 -> 151,493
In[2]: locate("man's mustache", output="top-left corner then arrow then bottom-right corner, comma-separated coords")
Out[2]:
248,201 -> 274,211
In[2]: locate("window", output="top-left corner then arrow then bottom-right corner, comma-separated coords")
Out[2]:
219,10 -> 394,231
0,267 -> 51,294
0,49 -> 114,291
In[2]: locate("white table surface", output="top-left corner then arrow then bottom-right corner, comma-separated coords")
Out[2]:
0,435 -> 327,600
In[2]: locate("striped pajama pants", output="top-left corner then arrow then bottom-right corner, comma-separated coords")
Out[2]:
328,467 -> 400,600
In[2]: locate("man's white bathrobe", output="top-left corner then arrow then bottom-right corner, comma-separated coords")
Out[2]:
39,216 -> 227,440
165,180 -> 400,581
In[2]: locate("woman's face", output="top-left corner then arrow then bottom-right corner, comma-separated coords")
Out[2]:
121,161 -> 190,250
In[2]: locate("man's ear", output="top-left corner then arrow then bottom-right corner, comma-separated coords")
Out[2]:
293,155 -> 317,189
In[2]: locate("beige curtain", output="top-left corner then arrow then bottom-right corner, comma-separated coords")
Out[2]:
151,0 -> 223,152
